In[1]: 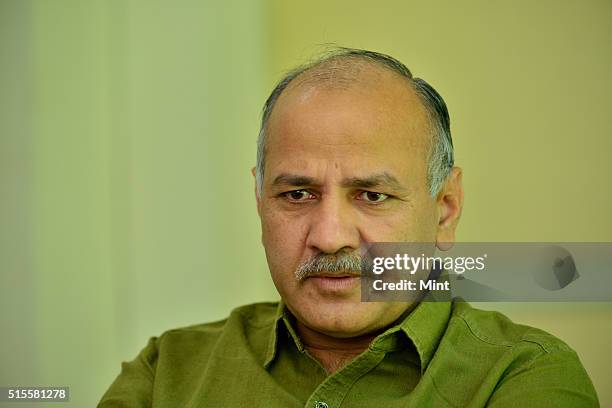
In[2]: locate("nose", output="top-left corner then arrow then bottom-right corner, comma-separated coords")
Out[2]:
305,193 -> 361,255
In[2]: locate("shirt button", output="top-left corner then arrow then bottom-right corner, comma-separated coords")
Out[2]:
314,402 -> 328,408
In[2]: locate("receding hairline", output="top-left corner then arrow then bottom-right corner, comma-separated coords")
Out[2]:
266,55 -> 436,150
294,54 -> 407,86
277,55 -> 423,109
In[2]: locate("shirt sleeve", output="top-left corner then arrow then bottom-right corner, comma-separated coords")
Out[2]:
97,337 -> 159,408
486,346 -> 599,408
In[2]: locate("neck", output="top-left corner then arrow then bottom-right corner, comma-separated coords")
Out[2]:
295,321 -> 382,353
295,321 -> 381,374
291,306 -> 416,374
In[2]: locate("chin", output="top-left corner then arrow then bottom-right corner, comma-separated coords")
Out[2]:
295,299 -> 381,337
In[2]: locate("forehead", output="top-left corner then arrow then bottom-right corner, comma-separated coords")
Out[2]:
265,65 -> 431,185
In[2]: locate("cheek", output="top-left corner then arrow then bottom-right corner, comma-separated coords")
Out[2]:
361,205 -> 437,242
262,209 -> 294,246
261,208 -> 307,276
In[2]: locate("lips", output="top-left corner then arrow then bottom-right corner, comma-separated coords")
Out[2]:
311,272 -> 360,278
307,274 -> 360,294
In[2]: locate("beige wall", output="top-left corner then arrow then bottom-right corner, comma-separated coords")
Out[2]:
267,0 -> 612,402
0,0 -> 610,405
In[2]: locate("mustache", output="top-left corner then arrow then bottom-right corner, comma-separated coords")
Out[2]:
295,252 -> 371,281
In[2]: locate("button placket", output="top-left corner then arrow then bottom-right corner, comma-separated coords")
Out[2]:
305,346 -> 388,408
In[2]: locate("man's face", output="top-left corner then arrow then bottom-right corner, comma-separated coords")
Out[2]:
255,67 -> 458,338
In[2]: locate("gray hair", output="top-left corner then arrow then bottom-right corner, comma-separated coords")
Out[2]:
256,47 -> 454,197
295,252 -> 363,281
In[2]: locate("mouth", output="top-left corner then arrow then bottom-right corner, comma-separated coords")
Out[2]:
306,273 -> 361,294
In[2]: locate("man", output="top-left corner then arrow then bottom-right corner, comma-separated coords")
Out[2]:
99,48 -> 598,407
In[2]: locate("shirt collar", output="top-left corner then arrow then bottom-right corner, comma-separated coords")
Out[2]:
263,298 -> 451,373
263,300 -> 303,369
397,299 -> 451,372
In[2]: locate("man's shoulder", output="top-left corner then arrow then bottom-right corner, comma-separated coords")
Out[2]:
148,301 -> 280,363
449,300 -> 573,354
98,302 -> 282,406
431,300 -> 599,406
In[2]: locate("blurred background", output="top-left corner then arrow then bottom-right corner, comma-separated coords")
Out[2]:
1,0 -> 611,406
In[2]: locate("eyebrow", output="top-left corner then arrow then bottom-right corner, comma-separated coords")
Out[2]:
272,174 -> 318,187
271,172 -> 405,191
341,172 -> 403,190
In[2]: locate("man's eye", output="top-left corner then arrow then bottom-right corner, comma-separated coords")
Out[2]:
283,190 -> 315,201
357,191 -> 389,203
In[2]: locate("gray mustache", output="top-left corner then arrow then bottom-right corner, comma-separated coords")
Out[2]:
295,253 -> 371,281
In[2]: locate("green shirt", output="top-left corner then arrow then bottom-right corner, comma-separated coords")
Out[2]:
98,299 -> 598,407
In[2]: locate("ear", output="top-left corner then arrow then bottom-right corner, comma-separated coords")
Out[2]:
435,167 -> 464,251
252,166 -> 262,217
